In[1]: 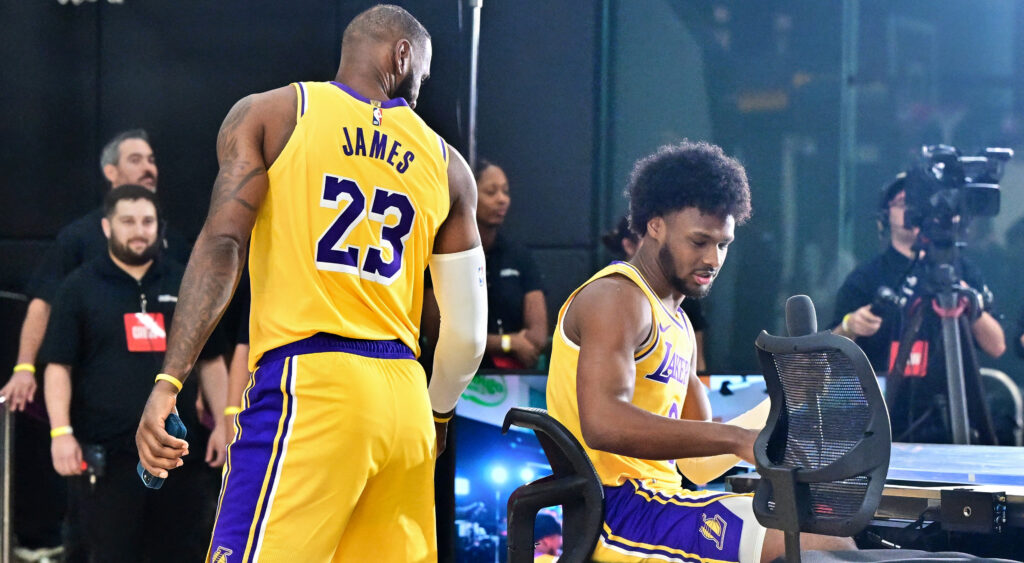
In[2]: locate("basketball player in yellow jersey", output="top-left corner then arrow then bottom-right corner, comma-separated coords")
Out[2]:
546,142 -> 854,563
136,5 -> 487,562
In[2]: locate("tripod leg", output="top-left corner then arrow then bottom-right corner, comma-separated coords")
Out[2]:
936,290 -> 971,444
957,315 -> 999,445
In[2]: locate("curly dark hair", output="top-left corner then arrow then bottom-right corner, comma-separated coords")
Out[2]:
626,141 -> 751,237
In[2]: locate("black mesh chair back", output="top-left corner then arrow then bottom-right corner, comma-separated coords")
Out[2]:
502,407 -> 604,563
753,316 -> 891,562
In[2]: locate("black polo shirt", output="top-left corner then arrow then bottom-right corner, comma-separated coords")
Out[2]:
38,254 -> 223,453
833,246 -> 916,373
26,206 -> 192,302
484,233 -> 544,336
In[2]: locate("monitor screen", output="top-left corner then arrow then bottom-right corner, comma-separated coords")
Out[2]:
453,371 -> 555,563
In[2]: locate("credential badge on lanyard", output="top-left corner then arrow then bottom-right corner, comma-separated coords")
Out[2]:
123,289 -> 167,352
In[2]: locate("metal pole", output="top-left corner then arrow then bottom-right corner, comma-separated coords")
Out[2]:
592,0 -> 614,269
466,0 -> 483,170
838,0 -> 859,260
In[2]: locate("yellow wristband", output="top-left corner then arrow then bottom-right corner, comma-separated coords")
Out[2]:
433,414 -> 453,423
224,406 -> 242,416
50,426 -> 73,438
841,313 -> 852,334
13,363 -> 35,374
154,373 -> 183,392
501,334 -> 512,353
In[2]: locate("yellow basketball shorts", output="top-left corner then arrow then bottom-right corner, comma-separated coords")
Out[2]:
207,333 -> 436,563
592,479 -> 766,563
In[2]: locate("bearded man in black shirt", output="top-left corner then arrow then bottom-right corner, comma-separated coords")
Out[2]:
40,185 -> 227,562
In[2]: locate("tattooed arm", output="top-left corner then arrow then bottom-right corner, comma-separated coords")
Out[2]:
136,86 -> 296,478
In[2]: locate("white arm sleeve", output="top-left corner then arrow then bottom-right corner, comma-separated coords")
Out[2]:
428,246 -> 487,415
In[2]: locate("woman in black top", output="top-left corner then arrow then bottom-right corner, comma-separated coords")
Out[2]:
473,160 -> 548,369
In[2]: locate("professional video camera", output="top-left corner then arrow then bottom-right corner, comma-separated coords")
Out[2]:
902,144 -> 1013,245
886,143 -> 1013,446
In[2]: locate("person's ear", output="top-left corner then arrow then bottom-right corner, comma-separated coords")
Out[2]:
102,164 -> 118,185
622,237 -> 639,258
394,39 -> 412,75
647,216 -> 666,243
101,217 -> 111,240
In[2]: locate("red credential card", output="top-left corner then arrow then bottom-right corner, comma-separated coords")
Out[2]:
123,312 -> 167,352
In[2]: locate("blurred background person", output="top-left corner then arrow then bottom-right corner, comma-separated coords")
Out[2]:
3,130 -> 192,415
0,129 -> 194,562
832,176 -> 1005,444
533,511 -> 562,562
474,159 -> 548,370
40,186 -> 227,562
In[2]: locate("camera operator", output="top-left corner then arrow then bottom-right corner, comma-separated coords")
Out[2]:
832,174 -> 1005,444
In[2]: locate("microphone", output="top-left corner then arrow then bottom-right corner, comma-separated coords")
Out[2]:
785,294 -> 817,336
871,286 -> 898,314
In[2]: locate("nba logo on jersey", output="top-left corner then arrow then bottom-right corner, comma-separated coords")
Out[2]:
372,106 -> 383,126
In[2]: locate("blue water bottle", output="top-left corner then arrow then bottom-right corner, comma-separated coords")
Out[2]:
137,412 -> 188,489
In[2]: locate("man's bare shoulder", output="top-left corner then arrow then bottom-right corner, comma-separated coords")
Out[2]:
564,273 -> 651,348
242,86 -> 297,123
254,84 -> 296,104
575,273 -> 645,305
221,86 -> 296,130
233,86 -> 298,166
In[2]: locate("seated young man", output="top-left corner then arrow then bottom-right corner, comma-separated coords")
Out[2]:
546,142 -> 854,563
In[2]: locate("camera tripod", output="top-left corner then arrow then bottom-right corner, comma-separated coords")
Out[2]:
886,242 -> 997,445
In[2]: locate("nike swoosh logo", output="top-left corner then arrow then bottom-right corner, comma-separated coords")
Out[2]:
658,322 -> 671,333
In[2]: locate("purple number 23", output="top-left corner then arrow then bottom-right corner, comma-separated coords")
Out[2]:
315,174 -> 415,285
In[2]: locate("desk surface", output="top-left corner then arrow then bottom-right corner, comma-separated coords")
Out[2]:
729,442 -> 1024,490
727,442 -> 1024,541
888,443 -> 1024,487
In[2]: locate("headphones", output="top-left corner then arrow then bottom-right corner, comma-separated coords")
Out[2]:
877,173 -> 907,234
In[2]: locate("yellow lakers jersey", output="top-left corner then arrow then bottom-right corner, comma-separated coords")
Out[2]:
546,262 -> 696,487
248,81 -> 451,369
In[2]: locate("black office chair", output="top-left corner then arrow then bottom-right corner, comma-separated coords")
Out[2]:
753,296 -> 892,563
501,407 -> 604,563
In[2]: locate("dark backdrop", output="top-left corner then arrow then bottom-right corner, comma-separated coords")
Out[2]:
0,2 -> 600,560
0,0 -> 599,320
5,0 -> 1022,384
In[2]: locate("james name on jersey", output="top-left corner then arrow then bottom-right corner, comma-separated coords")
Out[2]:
341,126 -> 416,174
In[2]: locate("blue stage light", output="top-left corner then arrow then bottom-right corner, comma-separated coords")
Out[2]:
490,465 -> 508,484
520,467 -> 535,482
455,476 -> 470,496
